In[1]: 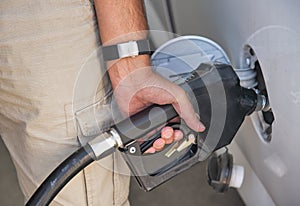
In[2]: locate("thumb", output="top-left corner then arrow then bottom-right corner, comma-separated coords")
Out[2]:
172,88 -> 205,132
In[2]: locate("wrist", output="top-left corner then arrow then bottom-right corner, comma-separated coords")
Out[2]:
102,39 -> 152,62
101,31 -> 148,47
108,55 -> 152,88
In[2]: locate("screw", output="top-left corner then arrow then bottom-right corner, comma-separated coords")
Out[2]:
129,147 -> 136,154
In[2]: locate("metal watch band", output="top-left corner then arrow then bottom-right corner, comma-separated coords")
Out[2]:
102,39 -> 152,61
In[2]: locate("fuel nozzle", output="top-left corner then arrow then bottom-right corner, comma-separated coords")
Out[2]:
108,62 -> 272,192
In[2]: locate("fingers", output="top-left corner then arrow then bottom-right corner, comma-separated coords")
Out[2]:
155,78 -> 205,132
172,89 -> 206,132
152,138 -> 165,151
161,126 -> 174,144
144,127 -> 184,154
144,147 -> 156,154
174,130 -> 184,141
144,127 -> 173,154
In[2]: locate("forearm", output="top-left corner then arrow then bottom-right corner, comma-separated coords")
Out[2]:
95,0 -> 148,45
94,1 -> 150,89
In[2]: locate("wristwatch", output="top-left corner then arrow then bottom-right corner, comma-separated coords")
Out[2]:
102,39 -> 152,61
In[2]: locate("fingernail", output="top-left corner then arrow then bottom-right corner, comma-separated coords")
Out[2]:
144,147 -> 156,154
161,126 -> 174,144
153,138 -> 165,151
195,113 -> 205,132
198,123 -> 206,132
174,130 -> 184,141
161,126 -> 173,138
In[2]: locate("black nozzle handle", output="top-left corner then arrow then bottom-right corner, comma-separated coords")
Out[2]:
113,104 -> 178,146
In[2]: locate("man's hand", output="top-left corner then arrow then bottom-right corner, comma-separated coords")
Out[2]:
108,56 -> 206,133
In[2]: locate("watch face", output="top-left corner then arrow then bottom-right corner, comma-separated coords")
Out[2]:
117,41 -> 140,59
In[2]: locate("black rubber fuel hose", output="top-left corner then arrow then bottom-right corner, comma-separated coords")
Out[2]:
25,145 -> 95,206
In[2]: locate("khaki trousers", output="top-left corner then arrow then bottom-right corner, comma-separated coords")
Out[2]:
0,1 -> 130,205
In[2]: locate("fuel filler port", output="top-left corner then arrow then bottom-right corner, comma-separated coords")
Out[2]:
207,149 -> 245,192
235,45 -> 275,143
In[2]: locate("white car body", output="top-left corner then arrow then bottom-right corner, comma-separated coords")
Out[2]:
145,1 -> 300,205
